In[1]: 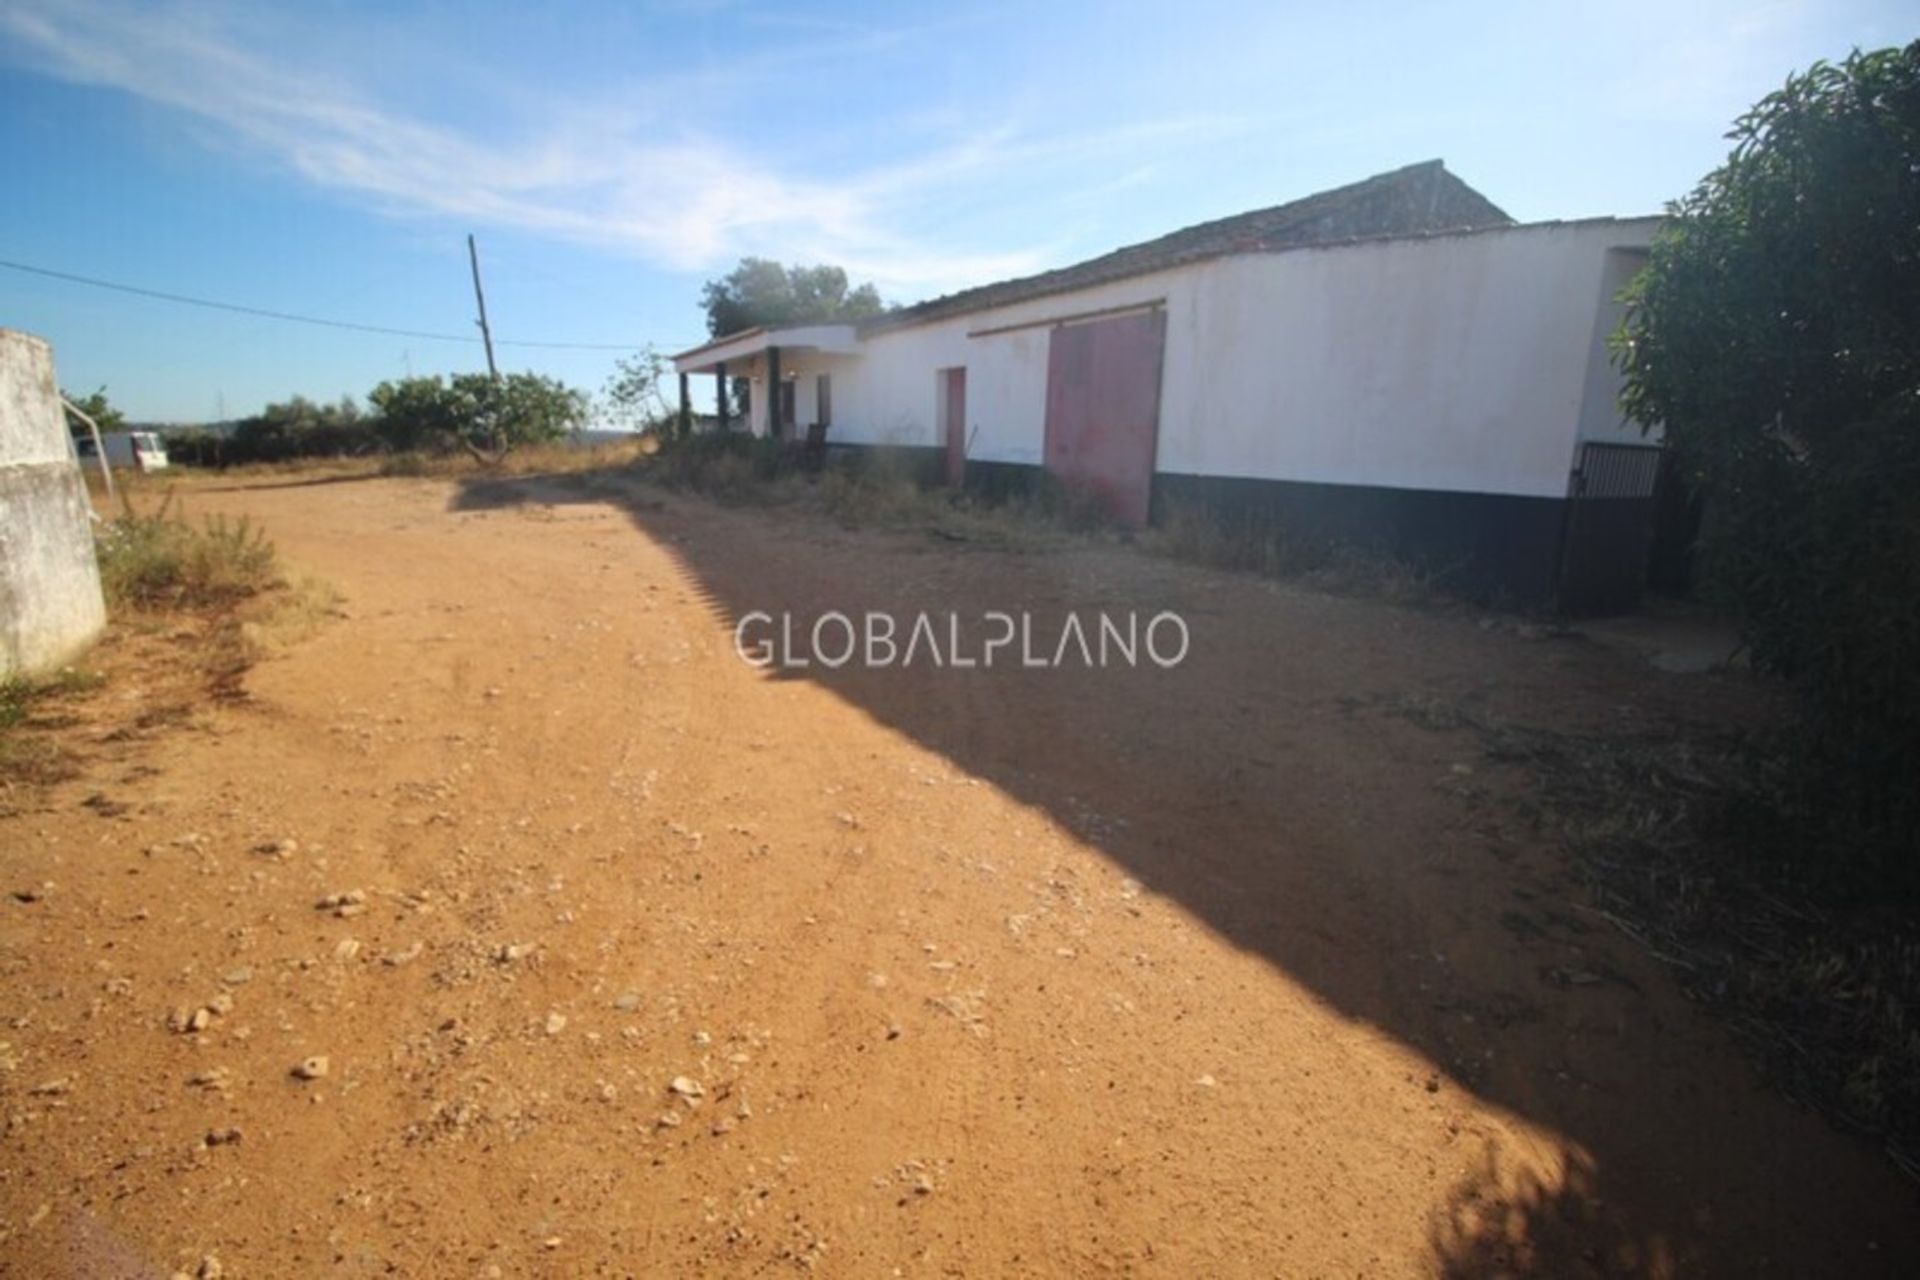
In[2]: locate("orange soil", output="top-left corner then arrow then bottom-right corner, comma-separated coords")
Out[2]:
1,471 -> 1912,1278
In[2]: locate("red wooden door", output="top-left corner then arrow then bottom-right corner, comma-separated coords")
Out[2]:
942,368 -> 967,487
1043,309 -> 1165,526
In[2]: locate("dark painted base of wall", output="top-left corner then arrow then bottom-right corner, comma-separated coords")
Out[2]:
821,445 -> 1041,501
962,459 -> 1046,503
822,443 -> 1646,613
1154,472 -> 1570,608
822,443 -> 946,486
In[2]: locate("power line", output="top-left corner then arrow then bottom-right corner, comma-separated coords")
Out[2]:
0,255 -> 644,351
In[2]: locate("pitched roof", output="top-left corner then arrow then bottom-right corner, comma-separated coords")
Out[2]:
861,160 -> 1512,335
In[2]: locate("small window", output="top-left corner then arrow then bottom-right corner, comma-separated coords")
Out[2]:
816,374 -> 832,427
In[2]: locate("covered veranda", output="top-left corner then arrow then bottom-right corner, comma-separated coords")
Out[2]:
670,324 -> 863,440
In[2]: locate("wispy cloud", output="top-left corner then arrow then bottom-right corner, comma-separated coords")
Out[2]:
0,0 -> 1225,296
1608,0 -> 1831,125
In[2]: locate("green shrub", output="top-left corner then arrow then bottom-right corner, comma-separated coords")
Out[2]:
1618,43 -> 1920,879
368,373 -> 587,462
96,496 -> 280,610
157,396 -> 382,467
160,427 -> 229,467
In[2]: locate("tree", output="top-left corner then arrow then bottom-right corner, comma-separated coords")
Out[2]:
62,386 -> 125,436
368,372 -> 586,463
1617,42 -> 1920,866
482,372 -> 587,457
602,348 -> 673,435
230,395 -> 374,461
366,377 -> 462,453
699,258 -> 885,338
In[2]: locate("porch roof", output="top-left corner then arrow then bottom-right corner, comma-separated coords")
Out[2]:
671,323 -> 863,374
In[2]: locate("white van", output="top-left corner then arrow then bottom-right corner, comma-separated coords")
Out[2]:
76,430 -> 170,472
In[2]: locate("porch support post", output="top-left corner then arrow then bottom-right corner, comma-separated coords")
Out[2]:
767,345 -> 782,440
677,372 -> 690,439
716,361 -> 729,434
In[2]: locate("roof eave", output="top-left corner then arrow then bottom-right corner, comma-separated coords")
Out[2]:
859,212 -> 1664,338
672,324 -> 864,373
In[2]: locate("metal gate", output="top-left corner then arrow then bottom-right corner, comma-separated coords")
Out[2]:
1557,442 -> 1663,616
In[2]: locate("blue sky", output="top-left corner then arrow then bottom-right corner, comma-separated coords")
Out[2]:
0,0 -> 1910,423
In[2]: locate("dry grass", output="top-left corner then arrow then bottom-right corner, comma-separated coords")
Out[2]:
628,437 -> 1450,604
633,437 -> 1064,549
84,458 -> 375,497
84,439 -> 651,491
1368,690 -> 1920,1178
1149,499 -> 1308,576
1145,498 -> 1448,607
175,437 -> 1449,606
239,575 -> 344,652
380,437 -> 652,479
0,669 -> 103,790
4,495 -> 338,800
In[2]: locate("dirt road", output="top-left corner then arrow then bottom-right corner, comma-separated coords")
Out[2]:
2,471 -> 1913,1277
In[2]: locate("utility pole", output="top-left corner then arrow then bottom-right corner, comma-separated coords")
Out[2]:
467,233 -> 500,383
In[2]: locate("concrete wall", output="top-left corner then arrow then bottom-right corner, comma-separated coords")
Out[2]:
827,218 -> 1662,498
1,329 -> 106,676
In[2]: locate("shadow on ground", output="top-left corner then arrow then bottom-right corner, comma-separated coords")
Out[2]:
443,469 -> 1915,1276
182,470 -> 389,495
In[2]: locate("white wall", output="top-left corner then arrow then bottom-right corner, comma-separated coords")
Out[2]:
705,349 -> 852,437
1,329 -> 107,675
828,217 -> 1661,498
840,283 -> 1156,464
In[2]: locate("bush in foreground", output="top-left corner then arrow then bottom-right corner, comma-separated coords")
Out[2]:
95,496 -> 280,611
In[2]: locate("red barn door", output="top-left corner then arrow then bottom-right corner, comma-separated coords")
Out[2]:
1042,308 -> 1165,526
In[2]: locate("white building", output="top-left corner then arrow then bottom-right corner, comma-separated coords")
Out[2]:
674,162 -> 1667,611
